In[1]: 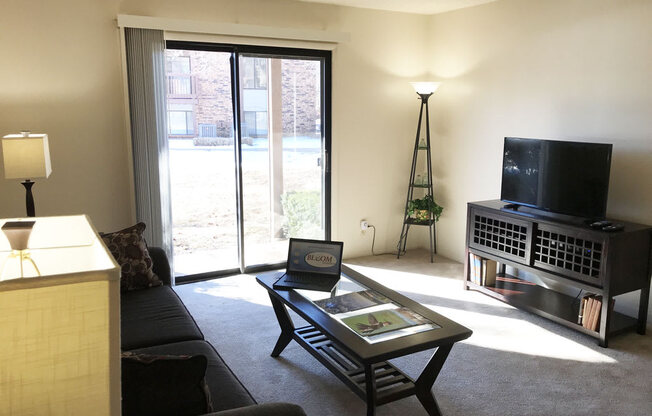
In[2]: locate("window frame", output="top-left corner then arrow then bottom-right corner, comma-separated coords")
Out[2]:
166,40 -> 332,282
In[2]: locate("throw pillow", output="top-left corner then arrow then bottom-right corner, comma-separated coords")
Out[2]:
101,222 -> 162,292
121,352 -> 213,416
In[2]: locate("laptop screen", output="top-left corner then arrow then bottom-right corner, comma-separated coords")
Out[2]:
286,238 -> 343,276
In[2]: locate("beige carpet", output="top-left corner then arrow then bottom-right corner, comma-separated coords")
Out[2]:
174,249 -> 652,416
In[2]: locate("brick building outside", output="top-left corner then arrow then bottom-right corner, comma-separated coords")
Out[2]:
166,50 -> 321,142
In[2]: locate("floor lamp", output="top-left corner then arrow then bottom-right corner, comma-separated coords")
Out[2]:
1,131 -> 52,217
397,82 -> 441,262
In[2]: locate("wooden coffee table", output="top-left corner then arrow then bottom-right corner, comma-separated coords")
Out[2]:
257,265 -> 472,416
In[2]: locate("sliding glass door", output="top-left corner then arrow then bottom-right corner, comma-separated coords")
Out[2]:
166,49 -> 239,276
165,42 -> 331,280
239,54 -> 326,268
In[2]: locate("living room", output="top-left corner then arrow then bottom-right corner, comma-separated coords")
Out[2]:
1,0 -> 651,415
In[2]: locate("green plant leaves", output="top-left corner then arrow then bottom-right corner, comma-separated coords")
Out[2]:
407,195 -> 443,222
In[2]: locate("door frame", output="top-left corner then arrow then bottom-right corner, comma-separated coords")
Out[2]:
166,41 -> 332,282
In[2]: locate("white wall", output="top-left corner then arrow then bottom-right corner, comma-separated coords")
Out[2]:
0,0 -> 430,257
0,0 -> 130,231
428,0 -> 652,320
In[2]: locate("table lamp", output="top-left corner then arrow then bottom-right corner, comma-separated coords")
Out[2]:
0,215 -> 121,415
1,131 -> 52,217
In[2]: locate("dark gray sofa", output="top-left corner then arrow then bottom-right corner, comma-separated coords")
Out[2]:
120,247 -> 305,416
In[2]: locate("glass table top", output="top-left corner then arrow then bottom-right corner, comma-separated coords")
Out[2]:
296,273 -> 441,344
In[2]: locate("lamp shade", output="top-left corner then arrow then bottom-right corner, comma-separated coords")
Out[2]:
0,215 -> 120,415
2,132 -> 52,179
410,82 -> 442,95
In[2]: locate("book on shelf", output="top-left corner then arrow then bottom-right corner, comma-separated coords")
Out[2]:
468,253 -> 497,287
578,294 -> 590,325
578,294 -> 612,331
481,258 -> 497,286
468,253 -> 480,285
474,254 -> 482,285
589,296 -> 602,331
582,296 -> 595,329
468,252 -> 475,284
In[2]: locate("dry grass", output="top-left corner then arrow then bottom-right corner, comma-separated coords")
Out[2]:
169,142 -> 321,272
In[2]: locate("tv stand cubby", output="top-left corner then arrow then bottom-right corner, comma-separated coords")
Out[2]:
464,200 -> 652,347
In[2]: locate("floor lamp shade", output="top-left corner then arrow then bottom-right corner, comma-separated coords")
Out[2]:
410,82 -> 441,95
1,132 -> 52,180
0,215 -> 120,416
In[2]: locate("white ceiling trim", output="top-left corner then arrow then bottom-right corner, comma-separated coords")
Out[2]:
298,0 -> 498,15
116,15 -> 350,44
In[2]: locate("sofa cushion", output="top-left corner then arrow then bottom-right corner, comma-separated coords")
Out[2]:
205,403 -> 307,416
149,246 -> 172,285
101,222 -> 162,292
121,285 -> 204,350
131,340 -> 256,412
121,351 -> 213,416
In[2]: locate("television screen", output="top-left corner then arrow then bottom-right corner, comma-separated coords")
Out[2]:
501,137 -> 612,219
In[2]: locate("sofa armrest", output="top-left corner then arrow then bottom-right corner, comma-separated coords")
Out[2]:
148,246 -> 172,286
204,403 -> 306,416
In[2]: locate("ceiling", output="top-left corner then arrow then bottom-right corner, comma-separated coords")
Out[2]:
297,0 -> 498,15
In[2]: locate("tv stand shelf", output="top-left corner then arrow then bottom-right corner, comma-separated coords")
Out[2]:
464,200 -> 652,347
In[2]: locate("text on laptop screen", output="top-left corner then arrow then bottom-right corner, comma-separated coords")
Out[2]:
288,240 -> 342,275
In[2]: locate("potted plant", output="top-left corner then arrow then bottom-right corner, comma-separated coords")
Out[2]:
407,195 -> 443,222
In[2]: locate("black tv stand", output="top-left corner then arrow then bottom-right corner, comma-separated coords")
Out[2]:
464,199 -> 651,347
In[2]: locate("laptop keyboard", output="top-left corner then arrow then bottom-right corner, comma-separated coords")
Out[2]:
284,272 -> 316,283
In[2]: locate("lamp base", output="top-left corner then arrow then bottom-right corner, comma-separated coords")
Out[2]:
1,221 -> 38,279
2,221 -> 35,250
0,250 -> 41,279
22,180 -> 36,217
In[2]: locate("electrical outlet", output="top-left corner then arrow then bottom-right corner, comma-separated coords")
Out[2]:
360,220 -> 369,231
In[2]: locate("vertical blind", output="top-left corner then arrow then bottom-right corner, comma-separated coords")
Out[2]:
124,28 -> 174,273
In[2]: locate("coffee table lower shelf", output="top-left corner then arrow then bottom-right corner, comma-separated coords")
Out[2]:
293,325 -> 416,406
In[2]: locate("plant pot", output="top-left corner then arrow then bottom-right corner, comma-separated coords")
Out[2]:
413,209 -> 430,222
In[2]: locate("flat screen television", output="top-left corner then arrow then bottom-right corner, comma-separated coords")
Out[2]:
500,137 -> 613,219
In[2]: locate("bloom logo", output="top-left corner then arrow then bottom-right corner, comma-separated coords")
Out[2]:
305,252 -> 337,268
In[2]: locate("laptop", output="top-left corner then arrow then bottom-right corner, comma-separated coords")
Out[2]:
273,238 -> 344,292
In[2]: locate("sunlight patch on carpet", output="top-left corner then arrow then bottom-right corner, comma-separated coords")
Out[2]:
347,264 -> 514,308
438,307 -> 617,363
191,275 -> 273,307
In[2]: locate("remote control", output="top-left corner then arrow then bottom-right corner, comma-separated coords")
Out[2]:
590,220 -> 611,229
602,223 -> 624,232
